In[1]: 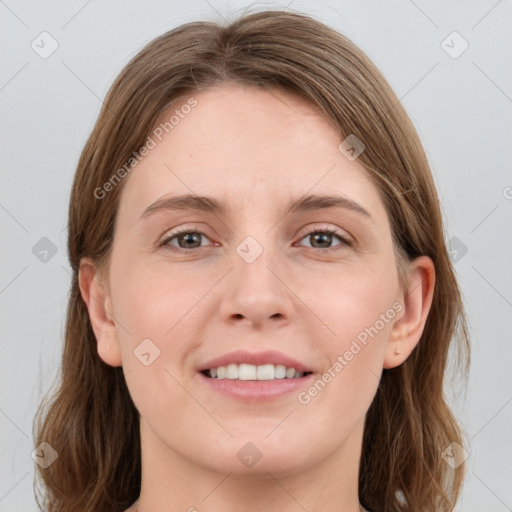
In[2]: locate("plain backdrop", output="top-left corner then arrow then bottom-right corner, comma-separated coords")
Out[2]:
1,0 -> 511,510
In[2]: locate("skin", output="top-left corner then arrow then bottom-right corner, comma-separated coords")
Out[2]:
79,84 -> 435,512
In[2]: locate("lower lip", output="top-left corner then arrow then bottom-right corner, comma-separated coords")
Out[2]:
197,372 -> 315,402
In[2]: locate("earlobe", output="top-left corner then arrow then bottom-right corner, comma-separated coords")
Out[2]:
383,256 -> 435,369
78,257 -> 122,367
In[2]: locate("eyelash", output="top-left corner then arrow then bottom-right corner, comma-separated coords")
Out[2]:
158,226 -> 353,254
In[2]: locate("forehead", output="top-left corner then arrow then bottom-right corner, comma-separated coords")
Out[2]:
116,84 -> 387,223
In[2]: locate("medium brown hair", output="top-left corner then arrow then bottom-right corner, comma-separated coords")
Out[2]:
33,9 -> 470,512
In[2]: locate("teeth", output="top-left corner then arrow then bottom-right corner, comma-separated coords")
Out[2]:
205,363 -> 308,380
256,364 -> 274,380
274,364 -> 286,379
239,363 -> 256,380
226,363 -> 238,379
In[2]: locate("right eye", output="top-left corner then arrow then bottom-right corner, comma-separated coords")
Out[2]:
160,229 -> 214,253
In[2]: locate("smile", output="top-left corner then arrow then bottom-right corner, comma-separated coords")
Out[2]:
202,363 -> 313,380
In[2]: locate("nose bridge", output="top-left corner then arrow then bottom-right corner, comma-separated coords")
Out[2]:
230,199 -> 280,272
219,227 -> 293,327
233,230 -> 281,295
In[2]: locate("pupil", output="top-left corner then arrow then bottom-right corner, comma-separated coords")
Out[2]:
180,233 -> 200,248
312,233 -> 330,248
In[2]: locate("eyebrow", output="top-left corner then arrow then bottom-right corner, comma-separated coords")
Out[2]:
139,193 -> 372,221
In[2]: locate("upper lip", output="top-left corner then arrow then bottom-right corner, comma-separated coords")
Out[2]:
198,349 -> 312,373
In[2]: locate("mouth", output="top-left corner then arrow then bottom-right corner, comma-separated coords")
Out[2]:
200,364 -> 313,380
196,350 -> 315,402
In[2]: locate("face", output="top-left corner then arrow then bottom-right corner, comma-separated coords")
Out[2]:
95,84 -> 409,476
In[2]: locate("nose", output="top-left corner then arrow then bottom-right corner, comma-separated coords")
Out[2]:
219,241 -> 294,330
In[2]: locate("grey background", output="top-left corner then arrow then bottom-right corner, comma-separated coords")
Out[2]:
1,0 -> 511,510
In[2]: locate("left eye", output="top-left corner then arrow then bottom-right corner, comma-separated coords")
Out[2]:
297,229 -> 349,250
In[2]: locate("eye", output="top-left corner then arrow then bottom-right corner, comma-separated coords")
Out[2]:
159,226 -> 352,254
159,228 -> 213,253
297,227 -> 352,251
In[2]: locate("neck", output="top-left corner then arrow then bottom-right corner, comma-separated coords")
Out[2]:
133,417 -> 366,512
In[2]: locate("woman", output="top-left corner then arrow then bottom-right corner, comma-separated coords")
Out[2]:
33,9 -> 470,512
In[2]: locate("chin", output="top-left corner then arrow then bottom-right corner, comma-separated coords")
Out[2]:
194,431 -> 317,477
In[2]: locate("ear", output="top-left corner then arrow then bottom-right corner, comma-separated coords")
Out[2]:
383,256 -> 435,369
78,257 -> 122,367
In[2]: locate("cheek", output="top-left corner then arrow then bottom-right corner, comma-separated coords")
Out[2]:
296,257 -> 398,403
298,253 -> 399,343
110,256 -> 204,343
296,297 -> 394,444
110,260 -> 202,427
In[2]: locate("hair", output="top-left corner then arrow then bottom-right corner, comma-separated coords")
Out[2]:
33,8 -> 470,512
